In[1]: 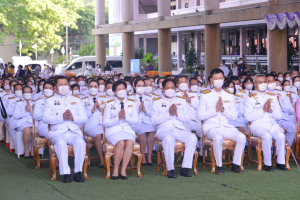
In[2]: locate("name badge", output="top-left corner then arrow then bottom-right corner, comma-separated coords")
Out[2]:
71,102 -> 77,105
54,100 -> 60,105
128,105 -> 133,108
224,101 -> 230,103
162,102 -> 167,107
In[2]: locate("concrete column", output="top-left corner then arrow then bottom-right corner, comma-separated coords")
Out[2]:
158,29 -> 172,75
123,0 -> 134,24
177,32 -> 183,68
195,31 -> 201,56
204,0 -> 220,11
267,27 -> 287,72
176,0 -> 182,9
134,35 -> 139,50
123,32 -> 135,75
95,0 -> 106,71
197,0 -> 203,6
268,0 -> 277,6
143,37 -> 147,54
257,28 -> 261,54
205,24 -> 221,82
240,27 -> 247,58
158,0 -> 171,21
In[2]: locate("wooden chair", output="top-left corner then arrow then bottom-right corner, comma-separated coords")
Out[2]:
293,102 -> 300,162
103,126 -> 143,179
85,135 -> 96,167
32,105 -> 49,169
201,121 -> 245,173
48,124 -> 89,181
247,122 -> 291,171
156,132 -> 199,176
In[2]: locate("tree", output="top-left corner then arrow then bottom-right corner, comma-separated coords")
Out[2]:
75,43 -> 95,56
185,47 -> 199,74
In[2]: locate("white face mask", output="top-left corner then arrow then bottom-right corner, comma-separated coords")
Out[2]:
152,82 -> 155,86
275,86 -> 282,90
240,79 -> 244,83
4,84 -> 10,90
69,81 -> 76,85
213,80 -> 224,89
191,85 -> 198,92
44,89 -> 53,97
278,77 -> 283,82
294,82 -> 300,87
258,83 -> 267,92
29,85 -> 34,91
178,83 -> 188,91
116,90 -> 127,98
159,83 -> 163,89
23,93 -> 32,100
73,90 -> 79,95
89,88 -> 98,96
267,82 -> 276,90
39,86 -> 43,91
58,86 -> 70,96
136,87 -> 145,95
227,88 -> 234,93
99,85 -> 105,92
235,85 -> 241,90
11,86 -> 14,92
120,77 -> 124,79
114,78 -> 118,82
286,77 -> 291,81
78,81 -> 85,86
284,86 -> 291,92
145,86 -> 153,93
30,80 -> 34,84
164,89 -> 175,98
106,89 -> 114,96
126,85 -> 132,92
15,90 -> 22,97
245,84 -> 253,90
198,79 -> 202,83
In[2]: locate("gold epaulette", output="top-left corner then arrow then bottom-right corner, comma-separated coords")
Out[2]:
151,92 -> 160,96
145,94 -> 152,97
4,94 -> 9,96
239,89 -> 246,93
176,95 -> 185,99
266,92 -> 275,96
189,91 -> 196,93
8,97 -> 15,99
202,89 -> 211,94
249,93 -> 257,98
16,99 -> 23,102
99,95 -> 106,98
203,85 -> 208,88
72,94 -> 80,98
153,97 -> 162,101
291,91 -> 295,94
275,88 -> 282,91
79,94 -> 85,96
46,94 -> 54,99
127,93 -> 134,96
225,89 -> 233,94
81,97 -> 88,100
128,98 -> 136,102
234,94 -> 241,97
200,91 -> 203,93
107,99 -> 115,103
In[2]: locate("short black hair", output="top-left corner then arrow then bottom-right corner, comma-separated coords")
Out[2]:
105,81 -> 114,88
68,76 -> 76,81
207,76 -> 211,83
278,72 -> 283,76
283,72 -> 290,78
118,73 -> 124,77
124,76 -> 132,81
162,79 -> 176,89
77,76 -> 84,81
233,62 -> 237,65
112,80 -> 127,92
176,76 -> 188,84
17,77 -> 24,84
54,76 -> 68,86
71,84 -> 80,91
147,60 -> 150,63
157,77 -> 165,84
43,81 -> 54,89
230,76 -> 239,81
222,79 -> 236,94
37,79 -> 46,93
13,83 -> 23,91
9,79 -> 18,87
292,76 -> 300,83
88,80 -> 99,86
265,74 -> 275,79
210,68 -> 224,77
242,77 -> 254,89
23,85 -> 32,93
240,72 -> 248,77
222,60 -> 225,63
282,80 -> 290,87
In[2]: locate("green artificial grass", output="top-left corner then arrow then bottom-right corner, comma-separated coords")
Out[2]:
0,143 -> 300,200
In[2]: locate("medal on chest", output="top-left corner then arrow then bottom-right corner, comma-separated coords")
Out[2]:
54,100 -> 60,105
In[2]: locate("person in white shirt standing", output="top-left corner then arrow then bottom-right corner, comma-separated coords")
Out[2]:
85,62 -> 93,76
219,60 -> 229,78
232,62 -> 239,76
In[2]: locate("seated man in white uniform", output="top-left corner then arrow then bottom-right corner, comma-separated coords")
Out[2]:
198,69 -> 246,175
43,76 -> 88,183
244,74 -> 288,171
151,79 -> 197,178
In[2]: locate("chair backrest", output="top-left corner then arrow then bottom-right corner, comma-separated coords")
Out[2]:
201,121 -> 205,144
294,102 -> 299,138
102,109 -> 107,144
32,104 -> 38,137
248,122 -> 252,137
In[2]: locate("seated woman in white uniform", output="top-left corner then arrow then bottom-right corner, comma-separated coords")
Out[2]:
103,81 -> 139,180
132,78 -> 155,165
13,86 -> 34,158
32,79 -> 46,100
125,80 -> 134,96
33,81 -> 55,139
82,80 -> 105,168
25,80 -> 36,94
239,77 -> 254,100
71,84 -> 80,96
97,78 -> 106,96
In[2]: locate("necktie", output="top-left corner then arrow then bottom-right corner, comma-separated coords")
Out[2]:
93,97 -> 96,103
139,96 -> 142,103
120,102 -> 124,110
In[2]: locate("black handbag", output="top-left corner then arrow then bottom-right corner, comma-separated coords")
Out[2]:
0,97 -> 7,119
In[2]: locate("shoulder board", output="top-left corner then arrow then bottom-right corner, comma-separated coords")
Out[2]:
127,93 -> 134,96
79,94 -> 85,96
153,97 -> 162,101
275,89 -> 283,91
239,90 -> 246,93
8,97 -> 15,100
151,92 -> 160,96
203,85 -> 208,88
72,94 -> 80,98
107,99 -> 115,103
81,97 -> 88,100
145,94 -> 152,97
225,89 -> 233,94
4,94 -> 9,96
46,94 -> 54,99
16,100 -> 23,102
234,94 -> 241,97
99,95 -> 106,98
176,95 -> 185,99
291,91 -> 296,94
202,89 -> 211,94
200,91 -> 203,93
189,91 -> 196,93
249,93 -> 257,98
266,92 -> 275,96
128,98 -> 136,102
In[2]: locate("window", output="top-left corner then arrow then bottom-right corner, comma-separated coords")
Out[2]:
85,61 -> 95,68
185,3 -> 188,8
109,60 -> 123,68
67,62 -> 82,71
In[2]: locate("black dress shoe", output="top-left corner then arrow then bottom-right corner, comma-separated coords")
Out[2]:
147,162 -> 154,166
263,165 -> 274,172
63,174 -> 71,183
141,162 -> 148,166
215,166 -> 224,175
74,172 -> 84,182
180,168 -> 192,177
152,150 -> 157,155
167,170 -> 177,178
198,156 -> 211,163
111,176 -> 118,180
99,165 -> 104,168
276,163 -> 288,171
119,173 -> 128,180
231,164 -> 244,173
24,156 -> 30,159
56,167 -> 59,170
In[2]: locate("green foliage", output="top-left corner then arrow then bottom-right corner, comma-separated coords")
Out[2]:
106,48 -> 109,56
140,52 -> 156,71
135,46 -> 144,59
55,55 -> 66,64
185,47 -> 199,74
75,43 -> 95,56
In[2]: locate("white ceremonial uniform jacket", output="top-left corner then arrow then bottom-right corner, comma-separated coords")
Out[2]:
13,99 -> 34,129
33,96 -> 46,128
200,84 -> 211,92
81,94 -> 103,132
187,91 -> 200,123
198,89 -> 238,135
3,93 -> 16,124
103,97 -> 139,138
43,93 -> 88,139
281,90 -> 298,106
132,93 -> 153,126
271,89 -> 295,122
6,96 -> 22,127
32,91 -> 43,101
151,95 -> 190,136
244,90 -> 282,133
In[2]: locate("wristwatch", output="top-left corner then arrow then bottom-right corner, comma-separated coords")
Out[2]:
221,107 -> 225,113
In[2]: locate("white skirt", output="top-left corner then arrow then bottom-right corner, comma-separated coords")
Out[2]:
106,131 -> 135,146
132,122 -> 155,135
85,125 -> 103,138
17,122 -> 32,132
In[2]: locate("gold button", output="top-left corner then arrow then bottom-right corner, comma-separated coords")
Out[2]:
122,122 -> 124,123
122,127 -> 123,129
65,104 -> 67,106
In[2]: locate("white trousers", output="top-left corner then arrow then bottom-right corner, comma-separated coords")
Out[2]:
206,127 -> 246,167
0,122 -> 4,141
189,121 -> 203,156
158,128 -> 197,171
252,127 -> 285,166
51,131 -> 86,175
277,120 -> 295,147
